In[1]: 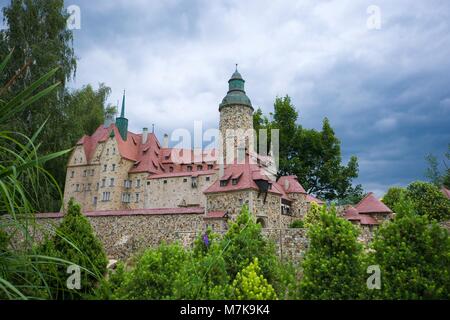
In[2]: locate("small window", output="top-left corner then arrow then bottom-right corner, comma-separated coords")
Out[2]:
220,180 -> 228,187
239,199 -> 244,205
232,179 -> 238,185
135,193 -> 140,203
113,147 -> 116,155
96,182 -> 99,190
91,169 -> 95,176
110,178 -> 115,187
75,184 -> 80,192
183,178 -> 188,183
71,171 -> 74,178
103,165 -> 107,172
187,166 -> 193,172
208,164 -> 213,170
112,164 -> 116,172
93,197 -> 98,206
197,165 -> 203,171
83,170 -> 87,177
101,179 -> 106,188
206,176 -> 210,182
87,183 -> 91,191
163,180 -> 168,184
136,179 -> 141,188
147,181 -> 151,186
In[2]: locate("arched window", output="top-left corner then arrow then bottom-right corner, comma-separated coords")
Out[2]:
256,218 -> 266,228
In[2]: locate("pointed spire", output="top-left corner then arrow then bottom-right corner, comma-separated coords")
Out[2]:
120,90 -> 126,118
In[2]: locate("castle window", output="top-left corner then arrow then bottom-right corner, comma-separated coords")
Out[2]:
93,197 -> 97,206
147,181 -> 151,186
121,193 -> 131,203
239,199 -> 244,205
163,180 -> 168,184
197,165 -> 203,171
91,169 -> 95,176
191,177 -> 198,188
135,193 -> 140,203
232,179 -> 238,185
101,179 -> 106,188
136,179 -> 141,188
112,164 -> 116,172
103,165 -> 107,172
75,184 -> 80,192
208,164 -> 213,170
124,180 -> 132,189
183,178 -> 188,183
110,178 -> 115,187
102,192 -> 111,202
113,148 -> 116,155
96,182 -> 99,190
83,170 -> 87,177
220,180 -> 228,187
86,183 -> 91,191
71,171 -> 74,178
206,176 -> 210,182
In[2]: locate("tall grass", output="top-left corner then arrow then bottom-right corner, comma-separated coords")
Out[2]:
0,50 -> 100,300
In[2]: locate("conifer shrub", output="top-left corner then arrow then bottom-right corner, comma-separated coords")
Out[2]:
299,205 -> 366,299
370,197 -> 450,299
231,258 -> 277,300
289,220 -> 304,228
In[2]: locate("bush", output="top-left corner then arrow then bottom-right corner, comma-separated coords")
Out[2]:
37,199 -> 108,299
231,258 -> 277,300
221,206 -> 280,288
370,197 -> 450,299
406,181 -> 450,222
299,205 -> 365,299
289,220 -> 304,228
303,202 -> 323,228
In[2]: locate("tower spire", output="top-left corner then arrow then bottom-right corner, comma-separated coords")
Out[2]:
120,90 -> 126,118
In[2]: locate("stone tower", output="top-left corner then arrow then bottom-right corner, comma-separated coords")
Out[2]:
219,67 -> 254,164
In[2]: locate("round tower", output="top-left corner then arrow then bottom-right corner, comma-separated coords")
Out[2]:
219,67 -> 254,164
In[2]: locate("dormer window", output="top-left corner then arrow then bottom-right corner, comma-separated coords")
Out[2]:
197,165 -> 203,171
220,180 -> 228,187
187,166 -> 193,172
169,167 -> 174,173
208,164 -> 213,170
232,179 -> 238,186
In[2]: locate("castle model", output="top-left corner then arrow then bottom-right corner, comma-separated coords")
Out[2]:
63,69 -> 392,230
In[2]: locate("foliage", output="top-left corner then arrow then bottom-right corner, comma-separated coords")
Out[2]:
382,187 -> 407,211
299,205 -> 365,299
231,258 -> 277,300
370,197 -> 450,299
221,205 -> 279,284
425,146 -> 449,189
406,181 -> 450,222
303,202 -> 323,228
254,96 -> 360,201
334,184 -> 366,206
289,220 -> 304,228
37,199 -> 108,299
0,49 -> 73,300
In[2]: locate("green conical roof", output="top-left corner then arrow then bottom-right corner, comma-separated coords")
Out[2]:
219,67 -> 253,111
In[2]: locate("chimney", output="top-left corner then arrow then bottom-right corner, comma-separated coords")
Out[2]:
284,179 -> 290,191
142,128 -> 149,144
163,134 -> 169,148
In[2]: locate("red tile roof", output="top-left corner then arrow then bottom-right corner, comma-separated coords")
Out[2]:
277,176 -> 307,194
441,187 -> 450,199
355,192 -> 392,214
306,194 -> 325,205
36,207 -> 205,219
343,206 -> 361,221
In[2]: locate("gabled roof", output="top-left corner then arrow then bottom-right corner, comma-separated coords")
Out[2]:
355,192 -> 392,214
277,176 -> 307,194
306,194 -> 325,205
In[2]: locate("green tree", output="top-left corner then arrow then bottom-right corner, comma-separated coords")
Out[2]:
303,202 -> 322,229
406,181 -> 450,222
231,258 -> 277,300
254,97 -> 360,201
425,146 -> 449,188
299,205 -> 365,299
39,199 -> 108,299
370,198 -> 450,299
382,186 -> 407,210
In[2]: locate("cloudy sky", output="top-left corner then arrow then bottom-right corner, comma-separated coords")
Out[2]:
3,0 -> 450,195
